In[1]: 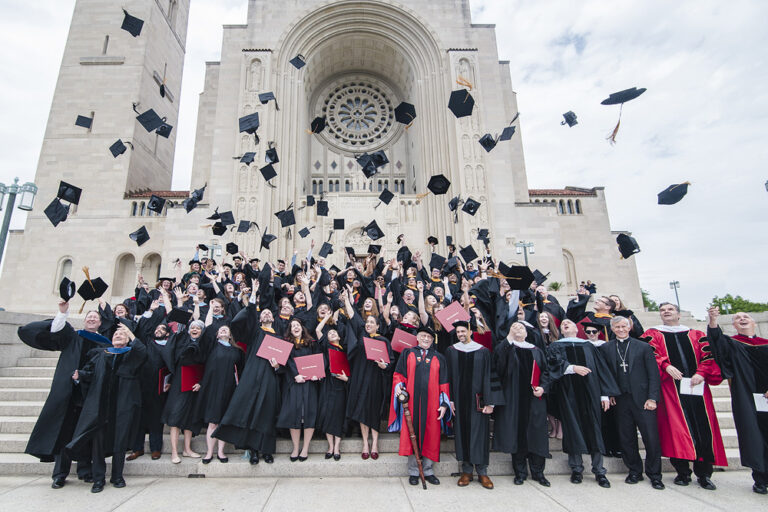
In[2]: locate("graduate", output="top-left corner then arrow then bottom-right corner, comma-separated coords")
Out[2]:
66,324 -> 147,492
707,307 -> 768,495
644,302 -> 726,490
445,319 -> 497,489
389,325 -> 451,486
316,310 -> 349,460
17,299 -> 99,488
547,319 -> 618,488
493,322 -> 551,487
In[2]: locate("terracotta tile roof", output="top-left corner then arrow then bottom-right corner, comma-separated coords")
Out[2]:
124,190 -> 190,199
529,187 -> 597,197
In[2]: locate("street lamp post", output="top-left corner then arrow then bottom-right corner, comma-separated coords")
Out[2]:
0,177 -> 38,267
669,280 -> 681,310
515,240 -> 535,266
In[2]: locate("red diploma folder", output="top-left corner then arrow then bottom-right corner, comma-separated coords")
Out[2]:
180,364 -> 204,392
255,335 -> 293,366
531,360 -> 541,388
158,367 -> 170,395
435,301 -> 471,332
294,353 -> 326,380
363,337 -> 390,364
329,349 -> 351,377
391,328 -> 418,353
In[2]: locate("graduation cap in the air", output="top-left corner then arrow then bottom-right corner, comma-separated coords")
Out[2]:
459,245 -> 478,264
446,235 -> 454,247
75,115 -> 92,129
344,246 -> 356,257
109,139 -> 133,157
496,262 -> 535,290
427,236 -> 438,246
211,222 -> 227,236
198,244 -> 209,252
265,144 -> 279,164
121,9 -> 144,37
317,242 -> 333,258
309,116 -> 327,134
207,208 -> 221,220
218,211 -> 235,226
240,152 -> 256,164
561,111 -> 578,127
239,112 -> 260,143
59,277 -> 76,301
657,182 -> 690,205
427,174 -> 451,195
261,232 -> 277,250
532,269 -> 549,285
57,181 -> 82,205
333,219 -> 345,230
258,92 -> 280,110
299,226 -> 314,238
306,195 -> 316,207
367,244 -> 381,255
136,109 -> 165,133
260,164 -> 277,186
237,220 -> 256,233
277,208 -> 296,228
616,233 -> 641,259
147,195 -> 166,214
226,242 -> 239,255
129,226 -> 150,246
601,87 -> 647,144
77,277 -> 109,301
289,54 -> 306,69
429,253 -> 446,271
156,122 -> 173,138
394,102 -> 416,126
448,195 -> 462,223
356,151 -> 389,178
462,197 -> 481,216
363,220 -> 385,241
44,198 -> 70,227
477,229 -> 489,241
374,188 -> 394,209
499,125 -> 516,141
478,134 -> 498,153
316,200 -> 329,217
183,184 -> 206,213
448,89 -> 475,118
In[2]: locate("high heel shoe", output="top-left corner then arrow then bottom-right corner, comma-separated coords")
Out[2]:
371,452 -> 379,460
298,455 -> 308,462
290,455 -> 299,462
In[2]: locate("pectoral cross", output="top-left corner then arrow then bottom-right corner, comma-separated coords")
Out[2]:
620,361 -> 628,373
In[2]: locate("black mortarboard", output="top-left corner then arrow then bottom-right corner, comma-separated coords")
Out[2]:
183,184 -> 206,213
226,242 -> 239,255
219,211 -> 235,226
57,181 -> 82,205
121,9 -> 144,37
237,220 -> 251,233
77,277 -> 109,301
59,277 -> 76,301
318,242 -> 333,258
358,155 -> 377,178
260,164 -> 277,182
446,257 -> 459,271
329,265 -> 340,273
459,245 -> 478,263
367,244 -> 381,255
136,109 -> 165,132
310,116 -> 327,134
109,139 -> 129,157
397,245 -> 412,264
261,233 -> 277,250
239,112 -> 260,134
478,134 -> 497,153
448,196 -> 461,212
240,152 -> 256,164
427,236 -> 438,245
427,174 -> 451,195
333,219 -> 345,230
75,115 -> 92,129
429,253 -> 446,270
129,226 -> 150,246
156,122 -> 173,138
259,92 -> 277,104
147,195 -> 166,214
532,269 -> 549,285
207,208 -> 221,220
363,220 -> 385,241
306,195 -> 316,207
277,209 -> 296,228
562,111 -> 578,127
616,233 -> 641,259
167,308 -> 193,325
299,227 -> 311,238
499,125 -> 516,141
345,246 -> 356,257
657,182 -> 690,205
378,189 -> 394,205
44,198 -> 69,226
462,197 -> 481,216
316,200 -> 329,217
289,54 -> 306,69
477,229 -> 489,241
601,87 -> 647,105
198,244 -> 209,251
211,223 -> 226,236
497,262 -> 535,290
265,146 -> 279,164
446,235 -> 453,246
394,102 -> 416,125
448,89 -> 475,118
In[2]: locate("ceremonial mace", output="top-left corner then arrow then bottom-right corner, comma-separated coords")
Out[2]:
397,390 -> 427,490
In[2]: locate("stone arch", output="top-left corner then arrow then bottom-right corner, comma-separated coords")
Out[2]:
567,199 -> 573,214
558,200 -> 565,214
575,199 -> 582,214
237,197 -> 246,218
247,58 -> 263,91
239,166 -> 248,192
456,57 -> 476,88
142,253 -> 162,283
563,249 -> 577,287
113,253 -> 136,298
54,256 -> 73,294
476,164 -> 485,192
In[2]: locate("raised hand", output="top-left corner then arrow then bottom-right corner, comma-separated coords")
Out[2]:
58,299 -> 69,314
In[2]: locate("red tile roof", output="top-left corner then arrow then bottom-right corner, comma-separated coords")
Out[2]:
529,188 -> 597,197
125,190 -> 190,199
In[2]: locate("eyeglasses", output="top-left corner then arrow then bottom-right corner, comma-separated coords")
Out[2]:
585,329 -> 599,334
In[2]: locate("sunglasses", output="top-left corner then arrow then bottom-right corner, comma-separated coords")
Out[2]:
585,329 -> 599,334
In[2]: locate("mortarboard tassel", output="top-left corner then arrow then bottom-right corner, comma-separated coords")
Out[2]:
456,77 -> 473,91
286,228 -> 292,240
606,104 -> 623,145
79,266 -> 95,314
327,231 -> 333,242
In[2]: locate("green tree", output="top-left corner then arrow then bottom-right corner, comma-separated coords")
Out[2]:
642,289 -> 659,312
710,294 -> 768,314
548,281 -> 563,291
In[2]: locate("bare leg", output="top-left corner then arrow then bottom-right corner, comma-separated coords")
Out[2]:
204,423 -> 216,459
325,433 -> 334,454
183,429 -> 200,457
300,428 -> 314,458
289,429 -> 300,458
360,423 -> 370,455
170,427 -> 180,461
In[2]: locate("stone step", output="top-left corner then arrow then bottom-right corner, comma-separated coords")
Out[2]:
709,384 -> 731,398
0,401 -> 45,416
15,358 -> 59,368
0,449 -> 746,477
0,417 -> 36,434
714,397 -> 734,412
0,377 -> 53,389
0,367 -> 56,378
0,389 -> 51,401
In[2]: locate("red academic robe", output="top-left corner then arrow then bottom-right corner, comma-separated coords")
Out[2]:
645,327 -> 728,466
388,349 -> 450,462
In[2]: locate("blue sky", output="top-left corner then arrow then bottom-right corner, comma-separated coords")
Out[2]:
0,0 -> 766,317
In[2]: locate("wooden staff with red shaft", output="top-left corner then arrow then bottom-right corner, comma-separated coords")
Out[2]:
397,389 -> 426,490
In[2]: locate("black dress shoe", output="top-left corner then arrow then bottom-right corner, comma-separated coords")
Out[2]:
202,457 -> 212,465
570,471 -> 583,484
753,483 -> 767,494
91,481 -> 105,493
217,456 -> 228,463
513,475 -> 525,485
51,477 -> 66,489
298,455 -> 307,462
651,479 -> 665,490
290,455 -> 299,462
697,477 -> 716,490
425,475 -> 440,485
325,452 -> 333,459
673,474 -> 690,486
596,475 -> 611,488
250,453 -> 260,465
333,453 -> 341,461
409,476 -> 420,486
263,454 -> 274,464
111,478 -> 126,488
533,475 -> 551,487
625,474 -> 641,484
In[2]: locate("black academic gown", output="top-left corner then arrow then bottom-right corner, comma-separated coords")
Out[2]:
189,340 -> 243,428
493,341 -> 551,459
134,309 -> 169,438
276,342 -> 321,429
65,341 -> 147,459
17,320 -> 100,461
160,331 -> 203,431
445,343 -> 496,465
317,336 -> 349,438
707,326 -> 768,473
546,338 -> 619,455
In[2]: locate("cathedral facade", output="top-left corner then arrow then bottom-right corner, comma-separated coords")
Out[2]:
0,0 -> 642,313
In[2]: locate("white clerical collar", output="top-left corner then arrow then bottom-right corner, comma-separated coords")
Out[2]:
452,341 -> 483,353
651,325 -> 690,333
510,340 -> 534,348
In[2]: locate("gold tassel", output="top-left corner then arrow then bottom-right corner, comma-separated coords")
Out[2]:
606,104 -> 623,145
456,76 -> 473,91
415,191 -> 430,200
670,181 -> 692,190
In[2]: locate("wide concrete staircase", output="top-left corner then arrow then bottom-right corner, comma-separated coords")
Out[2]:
0,312 -> 746,478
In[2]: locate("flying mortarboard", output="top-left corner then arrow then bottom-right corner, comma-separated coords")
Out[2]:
309,116 -> 327,134
616,233 -> 641,259
277,209 -> 296,228
427,174 -> 451,195
459,245 -> 478,264
448,89 -> 475,118
561,111 -> 578,127
478,133 -> 498,153
211,222 -> 227,236
363,220 -> 385,241
427,236 -> 438,246
394,102 -> 416,126
156,122 -> 173,138
218,211 -> 235,226
499,125 -> 516,141
239,112 -> 260,134
240,152 -> 256,164
57,181 -> 82,205
258,92 -> 280,110
289,54 -> 306,70
367,244 -> 381,255
260,164 -> 277,183
129,226 -> 150,246
147,195 -> 166,214
601,87 -> 647,144
226,242 -> 239,255
316,200 -> 329,217
44,198 -> 69,227
299,227 -> 312,238
477,229 -> 489,241
237,220 -> 254,233
333,219 -> 345,230
121,9 -> 144,37
657,182 -> 690,205
319,242 -> 333,258
345,246 -> 356,257
59,277 -> 76,301
109,139 -> 133,157
207,208 -> 220,220
77,277 -> 109,301
532,269 -> 549,285
429,253 -> 446,270
183,184 -> 206,213
446,235 -> 454,246
265,145 -> 279,164
495,262 -> 535,290
75,115 -> 92,129
261,232 -> 277,250
136,109 -> 165,133
306,195 -> 316,207
198,244 -> 209,251
374,188 -> 395,209
462,197 -> 481,216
